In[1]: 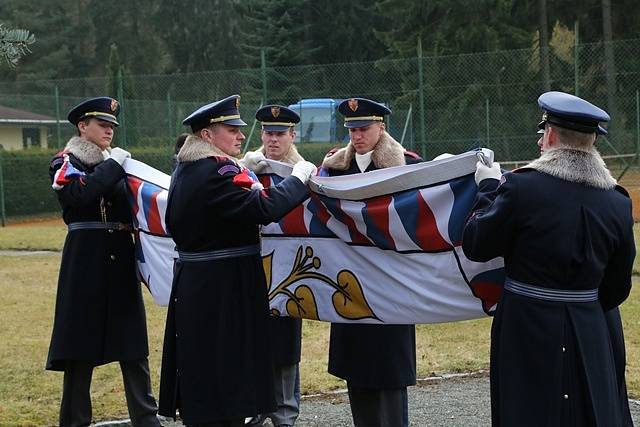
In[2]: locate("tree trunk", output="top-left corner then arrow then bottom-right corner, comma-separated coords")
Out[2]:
602,0 -> 617,117
538,0 -> 551,91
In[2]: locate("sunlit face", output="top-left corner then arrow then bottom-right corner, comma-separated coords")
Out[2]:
78,118 -> 115,150
201,124 -> 245,157
349,122 -> 385,154
261,128 -> 295,161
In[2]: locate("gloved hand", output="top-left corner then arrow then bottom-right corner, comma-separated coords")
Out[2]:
291,160 -> 317,184
242,150 -> 267,172
474,161 -> 502,185
109,147 -> 131,165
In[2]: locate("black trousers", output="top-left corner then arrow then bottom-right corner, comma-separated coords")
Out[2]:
347,384 -> 409,427
59,358 -> 160,427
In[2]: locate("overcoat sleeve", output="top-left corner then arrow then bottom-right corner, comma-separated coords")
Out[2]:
462,174 -> 518,262
204,158 -> 309,225
50,154 -> 125,207
599,196 -> 635,311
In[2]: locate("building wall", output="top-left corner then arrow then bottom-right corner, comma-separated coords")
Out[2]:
0,125 -> 49,150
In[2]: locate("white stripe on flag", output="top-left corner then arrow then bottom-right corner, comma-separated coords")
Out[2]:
418,184 -> 455,246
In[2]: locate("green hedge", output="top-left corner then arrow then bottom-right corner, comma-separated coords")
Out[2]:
0,142 -> 341,219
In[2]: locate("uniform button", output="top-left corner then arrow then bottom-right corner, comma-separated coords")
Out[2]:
108,229 -> 114,234
110,254 -> 116,261
562,346 -> 566,352
174,298 -> 178,303
107,201 -> 112,206
563,394 -> 569,400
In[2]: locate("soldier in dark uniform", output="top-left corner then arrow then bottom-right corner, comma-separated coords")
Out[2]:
463,91 -> 635,426
158,95 -> 316,427
242,105 -> 305,427
319,98 -> 420,427
47,97 -> 160,427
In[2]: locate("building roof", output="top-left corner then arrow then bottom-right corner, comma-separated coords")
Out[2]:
0,104 -> 59,124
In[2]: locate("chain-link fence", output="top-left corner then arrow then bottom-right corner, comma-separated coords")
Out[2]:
1,38 -> 640,222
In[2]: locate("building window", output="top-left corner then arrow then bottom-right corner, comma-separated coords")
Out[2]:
22,128 -> 40,148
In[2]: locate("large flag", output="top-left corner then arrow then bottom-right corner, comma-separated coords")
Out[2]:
123,150 -> 505,324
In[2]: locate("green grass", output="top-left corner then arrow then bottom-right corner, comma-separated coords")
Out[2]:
0,220 -> 638,425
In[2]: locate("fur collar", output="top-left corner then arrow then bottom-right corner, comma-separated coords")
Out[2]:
321,131 -> 406,171
64,137 -> 105,167
523,147 -> 616,189
256,144 -> 304,165
177,135 -> 236,163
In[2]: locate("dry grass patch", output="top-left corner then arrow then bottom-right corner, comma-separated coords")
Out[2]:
0,218 -> 66,251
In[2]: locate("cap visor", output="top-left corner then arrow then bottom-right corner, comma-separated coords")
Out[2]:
597,125 -> 608,135
223,118 -> 247,126
262,124 -> 291,132
97,117 -> 120,127
344,120 -> 377,129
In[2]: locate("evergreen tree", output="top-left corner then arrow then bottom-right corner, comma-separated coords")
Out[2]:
0,24 -> 35,67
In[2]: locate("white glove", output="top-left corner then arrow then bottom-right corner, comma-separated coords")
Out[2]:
109,147 -> 131,165
474,161 -> 502,185
432,153 -> 454,161
102,149 -> 110,160
290,160 -> 317,184
241,150 -> 267,172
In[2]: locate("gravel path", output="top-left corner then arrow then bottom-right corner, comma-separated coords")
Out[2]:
96,373 -> 640,427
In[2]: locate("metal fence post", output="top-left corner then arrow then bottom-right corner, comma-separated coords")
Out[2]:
54,85 -> 62,148
167,90 -> 173,140
0,153 -> 5,227
574,21 -> 580,96
485,99 -> 490,147
117,67 -> 127,148
261,49 -> 267,103
417,38 -> 426,158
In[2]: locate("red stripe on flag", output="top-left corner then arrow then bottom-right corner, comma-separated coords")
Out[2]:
127,177 -> 143,217
280,204 -> 308,234
366,195 -> 396,251
147,190 -> 164,234
415,192 -> 451,251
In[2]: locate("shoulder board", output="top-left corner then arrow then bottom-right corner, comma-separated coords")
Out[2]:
213,157 -> 241,176
324,147 -> 339,158
512,166 -> 536,174
614,184 -> 630,198
404,150 -> 421,160
50,150 -> 70,168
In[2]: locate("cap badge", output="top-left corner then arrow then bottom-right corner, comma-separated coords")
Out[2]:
541,112 -> 548,121
348,98 -> 358,112
236,96 -> 241,108
271,106 -> 281,118
110,99 -> 119,112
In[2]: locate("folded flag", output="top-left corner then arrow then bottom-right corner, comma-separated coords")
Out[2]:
123,150 -> 505,323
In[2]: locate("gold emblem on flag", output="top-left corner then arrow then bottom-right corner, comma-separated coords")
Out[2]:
264,245 -> 378,321
348,98 -> 358,112
271,106 -> 281,118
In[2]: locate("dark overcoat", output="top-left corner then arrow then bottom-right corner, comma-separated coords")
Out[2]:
158,137 -> 309,424
462,148 -> 634,426
320,133 -> 419,388
46,137 -> 149,371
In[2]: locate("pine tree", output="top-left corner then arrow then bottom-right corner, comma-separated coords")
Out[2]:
0,24 -> 35,67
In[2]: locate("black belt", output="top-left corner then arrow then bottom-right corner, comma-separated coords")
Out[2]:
67,221 -> 132,232
505,277 -> 598,303
178,244 -> 261,262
